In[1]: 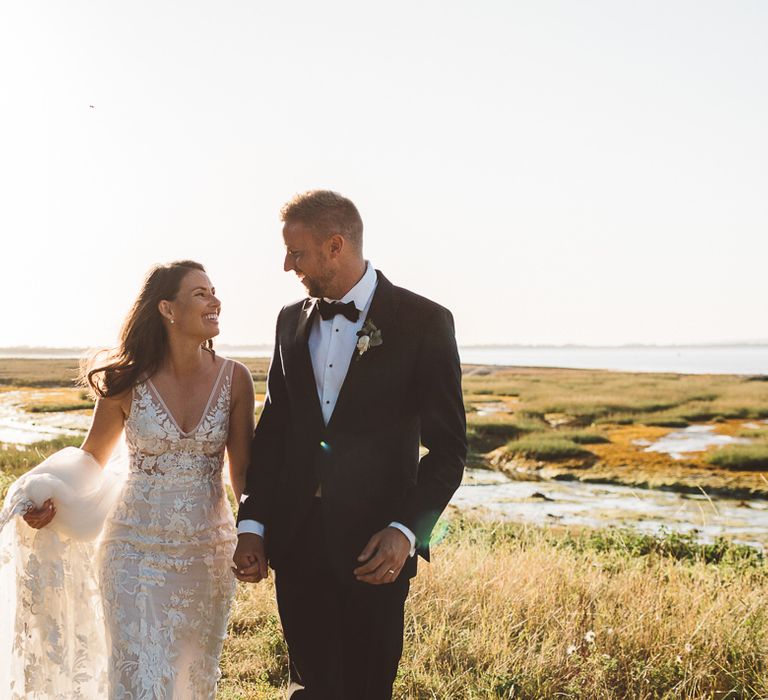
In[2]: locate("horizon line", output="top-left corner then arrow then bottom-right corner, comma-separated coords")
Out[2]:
1,341 -> 767,353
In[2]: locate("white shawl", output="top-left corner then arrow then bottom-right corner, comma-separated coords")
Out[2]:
0,445 -> 127,698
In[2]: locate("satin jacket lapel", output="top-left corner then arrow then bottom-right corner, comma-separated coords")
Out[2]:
288,298 -> 325,430
327,271 -> 398,431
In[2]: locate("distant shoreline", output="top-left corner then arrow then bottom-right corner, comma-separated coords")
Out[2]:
1,344 -> 766,375
2,341 -> 768,355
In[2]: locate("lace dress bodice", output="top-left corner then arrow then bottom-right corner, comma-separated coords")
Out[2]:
127,360 -> 231,475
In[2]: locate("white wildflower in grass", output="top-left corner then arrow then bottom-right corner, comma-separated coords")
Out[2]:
675,655 -> 683,664
566,644 -> 578,656
584,630 -> 596,644
684,642 -> 693,654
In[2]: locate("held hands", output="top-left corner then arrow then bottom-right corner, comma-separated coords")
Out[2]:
354,526 -> 411,585
22,499 -> 56,529
232,533 -> 268,584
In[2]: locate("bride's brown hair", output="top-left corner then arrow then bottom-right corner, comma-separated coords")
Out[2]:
81,260 -> 214,398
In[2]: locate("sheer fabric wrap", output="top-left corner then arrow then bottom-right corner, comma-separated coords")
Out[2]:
0,444 -> 128,699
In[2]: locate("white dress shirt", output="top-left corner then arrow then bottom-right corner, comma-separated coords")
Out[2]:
238,262 -> 417,556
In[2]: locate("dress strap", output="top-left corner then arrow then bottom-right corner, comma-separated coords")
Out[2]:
214,358 -> 235,415
204,358 -> 232,418
223,358 -> 236,411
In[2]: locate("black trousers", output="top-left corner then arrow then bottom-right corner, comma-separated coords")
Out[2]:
274,499 -> 410,700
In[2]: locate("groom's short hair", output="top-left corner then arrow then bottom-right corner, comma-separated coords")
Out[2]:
281,190 -> 363,249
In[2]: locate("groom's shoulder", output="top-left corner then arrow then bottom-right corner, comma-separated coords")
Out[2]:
277,297 -> 311,319
388,279 -> 454,329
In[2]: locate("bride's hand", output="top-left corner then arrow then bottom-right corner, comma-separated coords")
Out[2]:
23,499 -> 56,529
232,533 -> 268,583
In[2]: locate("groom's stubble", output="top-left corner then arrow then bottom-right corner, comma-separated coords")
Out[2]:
301,262 -> 335,299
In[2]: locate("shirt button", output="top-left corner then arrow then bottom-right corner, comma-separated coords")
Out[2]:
326,400 -> 330,404
329,364 -> 333,368
335,329 -> 339,332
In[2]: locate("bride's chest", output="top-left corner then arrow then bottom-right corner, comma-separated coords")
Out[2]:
125,382 -> 230,455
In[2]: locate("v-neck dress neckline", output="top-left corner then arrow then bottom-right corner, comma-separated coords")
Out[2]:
146,359 -> 229,437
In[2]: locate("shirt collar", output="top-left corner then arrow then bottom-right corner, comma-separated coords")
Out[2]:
323,261 -> 377,311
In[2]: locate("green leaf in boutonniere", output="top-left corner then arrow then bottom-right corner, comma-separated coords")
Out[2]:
355,319 -> 383,360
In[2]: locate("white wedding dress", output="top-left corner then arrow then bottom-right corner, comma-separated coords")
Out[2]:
0,358 -> 238,699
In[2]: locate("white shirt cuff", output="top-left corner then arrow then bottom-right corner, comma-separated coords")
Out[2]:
237,519 -> 265,537
388,522 -> 416,557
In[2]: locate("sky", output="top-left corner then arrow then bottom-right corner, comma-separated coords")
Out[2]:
1,1 -> 766,348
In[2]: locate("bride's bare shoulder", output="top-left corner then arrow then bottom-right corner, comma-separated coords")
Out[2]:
94,387 -> 134,418
225,359 -> 255,400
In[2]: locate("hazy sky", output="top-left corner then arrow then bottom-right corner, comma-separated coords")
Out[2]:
1,1 -> 766,347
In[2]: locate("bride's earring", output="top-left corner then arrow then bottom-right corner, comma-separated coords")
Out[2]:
170,319 -> 175,325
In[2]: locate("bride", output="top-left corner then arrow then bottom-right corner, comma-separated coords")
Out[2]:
3,260 -> 254,699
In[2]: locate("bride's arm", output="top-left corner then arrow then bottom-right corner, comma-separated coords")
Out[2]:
80,392 -> 130,466
227,362 -> 256,503
23,392 -> 128,529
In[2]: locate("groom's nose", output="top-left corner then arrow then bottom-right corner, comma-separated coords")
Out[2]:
284,253 -> 295,273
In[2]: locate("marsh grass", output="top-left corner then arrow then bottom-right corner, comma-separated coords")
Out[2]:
16,387 -> 96,413
463,367 -> 768,494
502,434 -> 595,461
463,367 -> 768,430
0,359 -> 80,387
612,412 -> 691,428
26,401 -> 95,413
707,429 -> 768,471
707,445 -> 768,471
0,356 -> 271,391
219,517 -> 768,699
466,415 -> 542,453
738,427 -> 768,438
552,430 -> 610,445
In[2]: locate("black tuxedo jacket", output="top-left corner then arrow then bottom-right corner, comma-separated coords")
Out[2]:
237,271 -> 467,582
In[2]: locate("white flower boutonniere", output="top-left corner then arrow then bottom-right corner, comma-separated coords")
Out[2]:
356,319 -> 383,360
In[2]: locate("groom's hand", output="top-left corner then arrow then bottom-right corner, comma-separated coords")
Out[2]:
232,533 -> 268,584
354,527 -> 410,585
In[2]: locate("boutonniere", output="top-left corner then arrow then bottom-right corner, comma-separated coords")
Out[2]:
356,319 -> 383,360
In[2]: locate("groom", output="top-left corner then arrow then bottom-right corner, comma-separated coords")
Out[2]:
233,190 -> 467,699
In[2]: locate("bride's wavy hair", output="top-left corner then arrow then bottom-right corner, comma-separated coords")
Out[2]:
80,260 -> 214,399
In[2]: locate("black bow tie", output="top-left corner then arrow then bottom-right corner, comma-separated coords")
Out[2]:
317,299 -> 360,322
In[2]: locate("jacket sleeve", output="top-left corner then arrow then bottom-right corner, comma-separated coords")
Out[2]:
395,306 -> 467,550
236,311 -> 289,526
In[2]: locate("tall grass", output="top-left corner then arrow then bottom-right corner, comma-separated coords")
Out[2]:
219,517 -> 768,699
